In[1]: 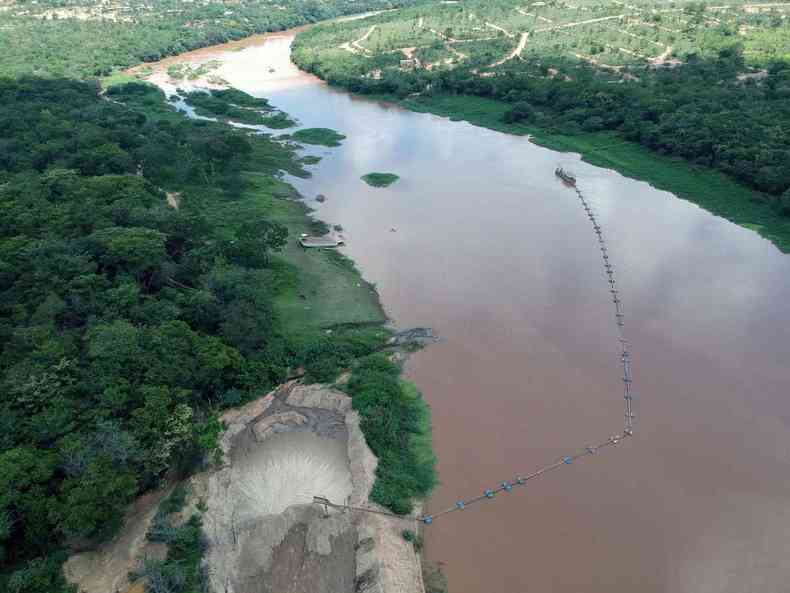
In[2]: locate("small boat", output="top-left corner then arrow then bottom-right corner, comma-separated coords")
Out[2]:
555,167 -> 576,185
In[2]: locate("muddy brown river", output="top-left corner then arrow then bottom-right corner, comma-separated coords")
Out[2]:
149,29 -> 790,593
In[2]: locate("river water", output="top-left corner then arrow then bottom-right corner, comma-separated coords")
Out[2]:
148,31 -> 790,593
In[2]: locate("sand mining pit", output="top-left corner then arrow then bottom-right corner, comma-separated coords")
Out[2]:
192,382 -> 425,593
66,382 -> 424,593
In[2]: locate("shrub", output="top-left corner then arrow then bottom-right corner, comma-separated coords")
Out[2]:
347,355 -> 437,514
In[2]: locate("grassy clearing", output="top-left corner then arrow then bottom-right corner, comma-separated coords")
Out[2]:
397,93 -> 790,252
293,127 -> 347,147
99,71 -> 140,90
204,170 -> 386,339
361,172 -> 400,188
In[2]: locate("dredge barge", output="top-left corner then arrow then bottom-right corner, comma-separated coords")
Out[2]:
555,167 -> 577,185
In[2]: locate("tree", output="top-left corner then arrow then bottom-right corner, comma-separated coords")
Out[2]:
224,219 -> 288,268
503,101 -> 533,124
86,320 -> 144,387
131,386 -> 194,476
780,188 -> 790,217
88,226 -> 167,282
6,556 -> 76,593
58,460 -> 137,540
0,447 -> 58,555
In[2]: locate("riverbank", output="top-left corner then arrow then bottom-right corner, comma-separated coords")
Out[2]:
314,91 -> 790,254
85,65 -> 436,592
107,77 -> 386,338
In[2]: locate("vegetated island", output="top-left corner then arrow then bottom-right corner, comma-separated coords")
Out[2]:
362,172 -> 400,187
0,75 -> 435,593
293,127 -> 347,147
291,0 -> 790,252
182,88 -> 297,128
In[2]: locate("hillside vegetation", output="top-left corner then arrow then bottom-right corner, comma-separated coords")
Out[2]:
293,0 -> 790,248
0,0 -> 431,78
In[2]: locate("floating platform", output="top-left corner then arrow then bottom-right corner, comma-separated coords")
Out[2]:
299,234 -> 345,248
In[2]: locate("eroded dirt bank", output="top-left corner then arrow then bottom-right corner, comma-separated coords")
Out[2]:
66,382 -> 424,593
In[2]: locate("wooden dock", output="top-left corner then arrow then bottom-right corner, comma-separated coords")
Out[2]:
299,234 -> 345,248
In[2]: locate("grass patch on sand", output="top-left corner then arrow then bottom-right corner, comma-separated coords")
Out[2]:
293,127 -> 347,147
362,172 -> 400,188
395,93 -> 790,252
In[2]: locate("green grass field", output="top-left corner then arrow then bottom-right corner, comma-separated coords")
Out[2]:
207,169 -> 385,339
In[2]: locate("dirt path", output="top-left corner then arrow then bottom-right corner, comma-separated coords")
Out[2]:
397,47 -> 423,69
621,30 -> 665,47
64,485 -> 175,593
608,44 -> 648,60
354,25 -> 377,50
340,25 -> 377,55
490,31 -> 529,67
166,191 -> 180,209
447,44 -> 469,61
446,35 -> 499,43
574,52 -> 621,71
743,2 -> 790,12
612,0 -> 641,9
637,19 -> 681,33
428,27 -> 460,42
485,22 -> 515,38
536,14 -> 625,33
516,8 -> 553,22
650,45 -> 674,65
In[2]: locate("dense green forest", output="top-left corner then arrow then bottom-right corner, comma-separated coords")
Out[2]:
0,77 -> 282,592
292,0 -> 790,241
0,0 -> 431,79
0,76 -> 425,592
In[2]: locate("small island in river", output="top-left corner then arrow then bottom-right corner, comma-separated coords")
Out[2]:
362,172 -> 400,188
293,127 -> 347,147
